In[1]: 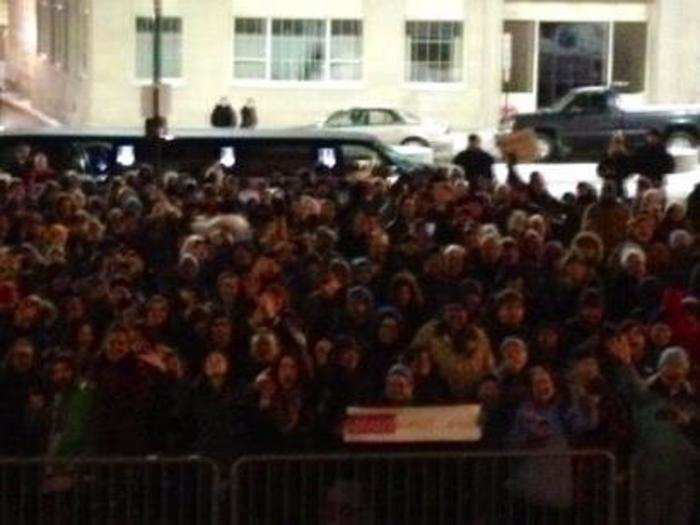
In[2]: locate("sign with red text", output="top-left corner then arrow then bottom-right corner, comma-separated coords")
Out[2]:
343,405 -> 482,443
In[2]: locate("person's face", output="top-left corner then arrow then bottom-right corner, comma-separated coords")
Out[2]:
532,370 -> 556,405
481,239 -> 502,263
400,198 -> 416,220
501,245 -> 520,266
625,254 -> 646,279
445,305 -> 468,332
394,285 -> 413,308
277,356 -> 300,390
204,352 -> 229,379
424,254 -> 444,278
632,220 -> 654,244
650,323 -> 672,348
624,326 -> 646,361
256,337 -> 279,364
411,350 -> 432,377
314,339 -> 333,367
576,357 -> 600,385
338,347 -> 361,371
347,298 -> 369,319
378,318 -> 400,345
14,300 -> 40,326
581,306 -> 603,326
661,361 -> 688,387
218,276 -> 239,303
51,362 -> 75,391
504,342 -> 528,373
210,318 -> 233,347
76,323 -> 95,349
606,334 -> 630,362
233,246 -> 253,269
443,251 -> 464,277
106,330 -> 130,362
65,298 -> 86,322
497,302 -> 524,327
565,261 -> 588,284
10,343 -> 34,373
469,137 -> 482,150
477,380 -> 500,407
146,303 -> 169,328
385,375 -> 413,403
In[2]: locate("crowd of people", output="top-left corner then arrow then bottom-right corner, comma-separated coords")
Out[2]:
0,130 -> 698,521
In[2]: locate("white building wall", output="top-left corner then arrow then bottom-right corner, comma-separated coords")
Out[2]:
86,0 -> 505,131
7,0 -> 92,125
10,0 -> 697,129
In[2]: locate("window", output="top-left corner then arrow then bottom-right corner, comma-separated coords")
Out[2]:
368,110 -> 398,126
234,18 -> 266,79
233,18 -> 363,82
271,19 -> 325,81
406,21 -> 463,83
503,21 -> 535,93
36,0 -> 51,55
325,111 -> 353,127
330,20 -> 363,80
135,16 -> 183,80
565,92 -> 608,114
612,23 -> 647,93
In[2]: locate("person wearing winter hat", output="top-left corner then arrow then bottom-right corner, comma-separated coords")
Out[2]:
384,363 -> 414,405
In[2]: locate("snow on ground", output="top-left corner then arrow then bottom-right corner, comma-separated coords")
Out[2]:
493,162 -> 700,202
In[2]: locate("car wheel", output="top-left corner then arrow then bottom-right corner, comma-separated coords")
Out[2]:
666,132 -> 697,151
401,138 -> 431,148
535,133 -> 555,161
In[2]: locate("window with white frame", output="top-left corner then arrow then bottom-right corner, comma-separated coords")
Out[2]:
233,18 -> 363,82
330,20 -> 363,81
233,18 -> 266,79
135,16 -> 183,80
49,0 -> 68,67
405,21 -> 463,83
271,19 -> 325,81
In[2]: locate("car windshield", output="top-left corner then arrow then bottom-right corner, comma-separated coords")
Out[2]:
377,142 -> 422,171
549,91 -> 581,112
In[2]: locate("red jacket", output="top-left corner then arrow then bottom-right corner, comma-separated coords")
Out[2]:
662,288 -> 700,365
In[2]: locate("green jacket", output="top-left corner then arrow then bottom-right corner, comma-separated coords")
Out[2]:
48,383 -> 94,458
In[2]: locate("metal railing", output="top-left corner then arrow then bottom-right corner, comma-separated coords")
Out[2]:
0,456 -> 220,525
230,450 -> 617,525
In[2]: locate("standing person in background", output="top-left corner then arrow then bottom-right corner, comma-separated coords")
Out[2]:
597,132 -> 635,199
210,97 -> 236,128
634,129 -> 675,188
453,134 -> 495,191
240,98 -> 258,129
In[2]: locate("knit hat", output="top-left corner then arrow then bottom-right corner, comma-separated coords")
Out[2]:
387,363 -> 414,384
657,346 -> 690,371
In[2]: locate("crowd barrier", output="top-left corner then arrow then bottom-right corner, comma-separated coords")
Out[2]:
230,450 -> 617,525
0,451 -> 620,525
0,456 -> 220,525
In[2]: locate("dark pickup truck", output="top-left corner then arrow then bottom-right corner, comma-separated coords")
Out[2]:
509,87 -> 700,160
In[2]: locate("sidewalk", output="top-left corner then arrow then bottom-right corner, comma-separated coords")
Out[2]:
0,90 -> 62,129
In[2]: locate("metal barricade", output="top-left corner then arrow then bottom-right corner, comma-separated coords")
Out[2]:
230,450 -> 617,525
627,452 -> 699,525
0,456 -> 220,525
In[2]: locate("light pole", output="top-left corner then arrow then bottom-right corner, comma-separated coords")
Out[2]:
146,0 -> 166,175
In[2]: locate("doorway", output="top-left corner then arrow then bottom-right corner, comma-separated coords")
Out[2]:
537,22 -> 610,108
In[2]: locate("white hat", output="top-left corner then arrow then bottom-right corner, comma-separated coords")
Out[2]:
657,346 -> 690,371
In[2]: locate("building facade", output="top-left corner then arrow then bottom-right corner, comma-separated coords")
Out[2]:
6,0 -> 700,130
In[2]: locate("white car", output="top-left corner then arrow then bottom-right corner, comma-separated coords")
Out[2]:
318,107 -> 457,160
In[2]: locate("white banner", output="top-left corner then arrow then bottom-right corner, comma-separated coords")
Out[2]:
343,405 -> 482,443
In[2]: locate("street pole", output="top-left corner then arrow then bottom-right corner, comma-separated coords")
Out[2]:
150,0 -> 164,176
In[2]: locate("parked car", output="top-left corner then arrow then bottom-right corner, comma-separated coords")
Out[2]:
317,107 -> 456,160
505,86 -> 700,160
